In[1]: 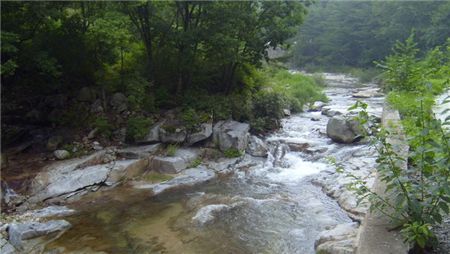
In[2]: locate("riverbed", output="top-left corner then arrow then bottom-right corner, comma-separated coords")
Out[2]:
46,74 -> 384,254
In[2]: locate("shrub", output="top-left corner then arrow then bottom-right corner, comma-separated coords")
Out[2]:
126,116 -> 153,142
189,158 -> 202,168
181,108 -> 211,131
342,99 -> 450,251
166,144 -> 178,156
253,90 -> 287,120
93,116 -> 114,138
223,148 -> 242,158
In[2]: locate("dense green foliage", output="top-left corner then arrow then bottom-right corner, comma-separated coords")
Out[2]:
292,0 -> 450,70
1,1 -> 331,143
345,37 -> 450,251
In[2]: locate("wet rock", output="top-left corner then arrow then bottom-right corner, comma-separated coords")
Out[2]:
1,235 -> 17,254
187,123 -> 213,145
311,117 -> 321,121
107,159 -> 150,183
159,125 -> 187,144
53,150 -> 70,160
206,157 -> 241,175
24,206 -> 76,218
117,144 -> 161,159
8,220 -> 71,254
110,93 -> 127,112
47,136 -> 63,151
1,181 -> 23,211
213,120 -> 250,152
352,89 -> 382,98
31,164 -> 110,202
321,108 -> 342,117
134,166 -> 215,195
192,204 -> 231,226
151,148 -> 199,174
309,101 -> 326,112
78,87 -> 96,102
326,116 -> 364,144
92,141 -> 103,151
246,136 -> 268,157
286,142 -> 310,152
315,222 -> 358,254
283,109 -> 291,116
138,120 -> 165,143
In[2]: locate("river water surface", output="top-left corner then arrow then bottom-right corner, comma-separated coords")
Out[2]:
47,74 -> 384,254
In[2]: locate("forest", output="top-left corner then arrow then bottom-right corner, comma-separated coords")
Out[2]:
291,0 -> 450,70
2,0 -> 323,147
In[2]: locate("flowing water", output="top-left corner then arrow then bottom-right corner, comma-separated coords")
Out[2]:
46,74 -> 384,254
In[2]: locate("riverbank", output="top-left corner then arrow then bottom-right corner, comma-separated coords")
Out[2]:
2,73 -> 389,253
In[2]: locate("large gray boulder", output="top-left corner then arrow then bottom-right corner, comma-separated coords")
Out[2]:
151,148 -> 199,174
30,164 -> 110,202
138,120 -> 165,143
187,123 -> 213,145
213,120 -> 250,152
326,116 -> 364,144
8,220 -> 71,254
246,136 -> 268,157
159,126 -> 187,144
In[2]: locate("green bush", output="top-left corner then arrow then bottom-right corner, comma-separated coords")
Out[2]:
126,116 -> 153,142
189,157 -> 202,168
181,108 -> 211,131
252,90 -> 287,120
166,144 -> 178,156
93,116 -> 114,138
223,148 -> 242,158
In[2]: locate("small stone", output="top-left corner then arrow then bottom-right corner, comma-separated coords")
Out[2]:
53,150 -> 70,160
311,117 -> 320,121
47,136 -> 63,151
87,128 -> 98,139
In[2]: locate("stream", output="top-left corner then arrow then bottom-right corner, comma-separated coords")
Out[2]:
46,74 -> 384,254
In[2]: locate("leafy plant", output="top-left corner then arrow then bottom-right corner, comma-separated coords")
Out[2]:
223,148 -> 242,158
126,116 -> 153,142
341,99 -> 450,251
181,108 -> 211,132
93,116 -> 114,138
189,158 -> 202,168
166,144 -> 178,157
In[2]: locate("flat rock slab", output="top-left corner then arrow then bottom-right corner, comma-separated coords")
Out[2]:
151,148 -> 199,174
8,220 -> 71,253
117,144 -> 161,159
23,206 -> 76,219
134,166 -> 215,195
30,164 -> 111,203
